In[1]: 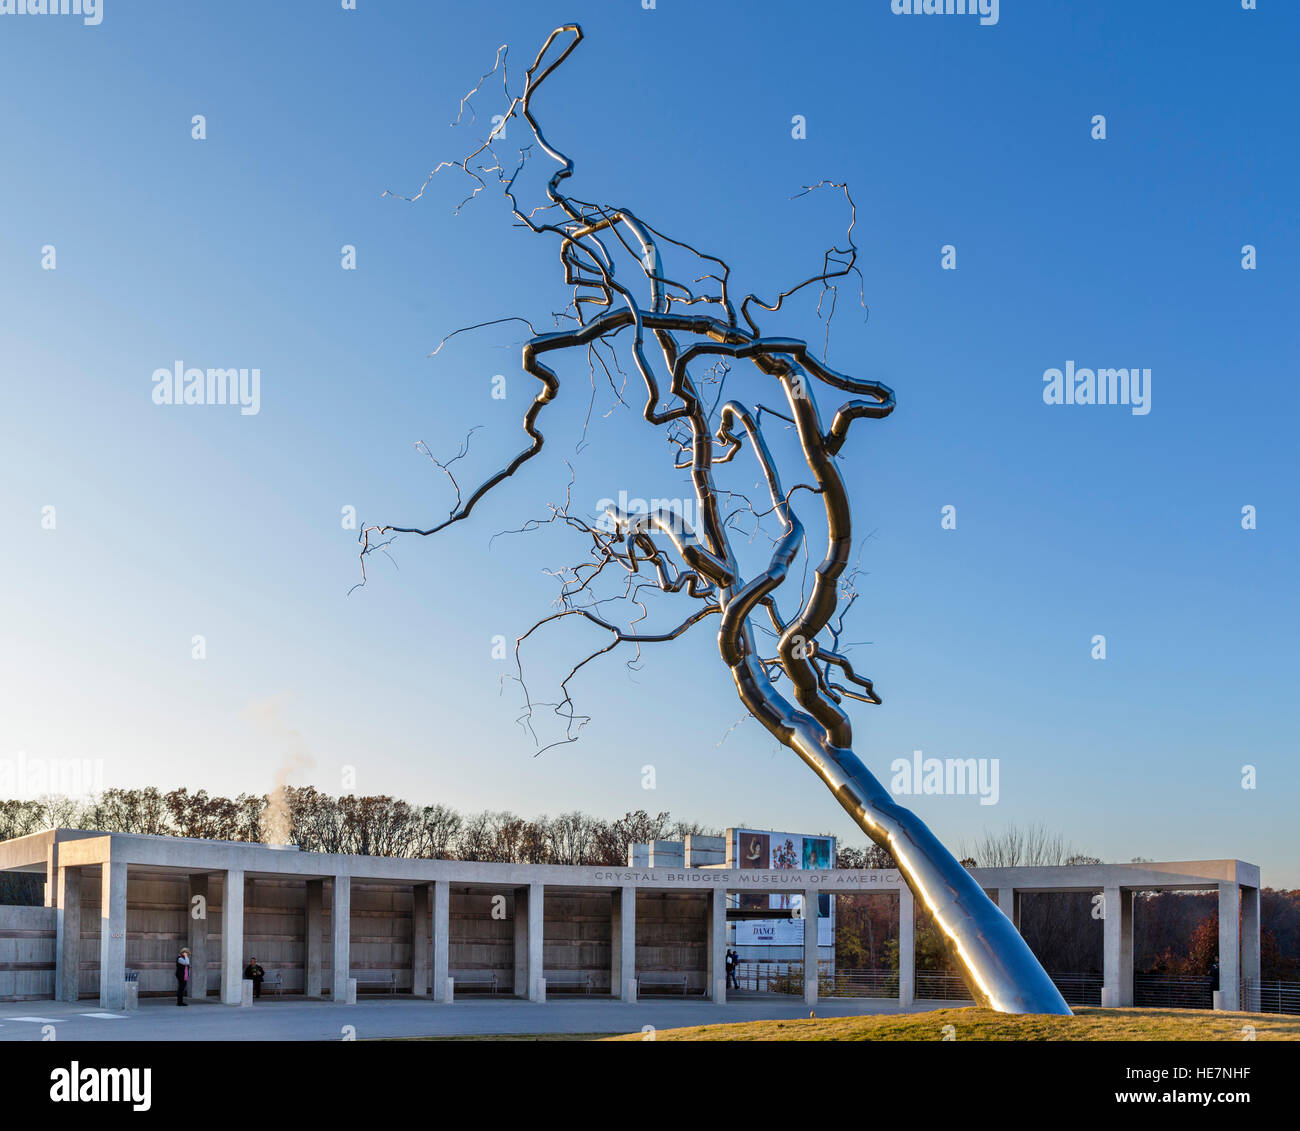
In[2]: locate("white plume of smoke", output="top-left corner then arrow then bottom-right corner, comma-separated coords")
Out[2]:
245,696 -> 315,845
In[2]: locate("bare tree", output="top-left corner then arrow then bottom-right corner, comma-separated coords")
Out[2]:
961,822 -> 1078,868
591,810 -> 675,867
338,795 -> 416,858
360,25 -> 1066,1014
234,793 -> 267,843
838,843 -> 895,871
454,811 -> 497,862
670,819 -> 722,840
0,799 -> 47,841
164,788 -> 242,842
283,786 -> 344,853
36,794 -> 85,831
546,810 -> 597,866
83,787 -> 170,836
411,803 -> 464,860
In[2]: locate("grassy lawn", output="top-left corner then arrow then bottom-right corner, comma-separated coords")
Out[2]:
386,1006 -> 1298,1041
597,1006 -> 1300,1042
391,1032 -> 618,1041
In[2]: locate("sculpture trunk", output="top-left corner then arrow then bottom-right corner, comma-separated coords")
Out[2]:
796,736 -> 1072,1015
370,21 -> 1072,1020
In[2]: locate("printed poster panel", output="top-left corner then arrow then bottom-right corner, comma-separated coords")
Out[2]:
733,919 -> 834,947
737,830 -> 770,911
732,829 -> 837,926
738,831 -> 770,868
802,836 -> 831,870
769,833 -> 801,909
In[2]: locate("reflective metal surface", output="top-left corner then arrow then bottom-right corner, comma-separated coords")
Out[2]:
369,24 -> 1070,1015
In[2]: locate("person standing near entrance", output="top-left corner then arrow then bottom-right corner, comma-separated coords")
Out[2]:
175,947 -> 191,1006
244,957 -> 266,999
726,948 -> 739,990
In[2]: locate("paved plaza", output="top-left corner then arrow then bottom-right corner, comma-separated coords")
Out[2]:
0,993 -> 964,1042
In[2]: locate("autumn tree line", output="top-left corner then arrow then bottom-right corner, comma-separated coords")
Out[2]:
0,788 -> 719,867
837,829 -> 1300,982
834,885 -> 1300,981
1,795 -> 1295,980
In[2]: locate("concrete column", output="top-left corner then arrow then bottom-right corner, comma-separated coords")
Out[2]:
411,883 -> 430,996
513,887 -> 528,997
44,842 -> 58,907
220,869 -> 245,1005
188,875 -> 209,1000
898,884 -> 915,1008
707,887 -> 727,1003
305,879 -> 323,998
432,880 -> 450,1002
1217,882 -> 1241,1011
330,875 -> 351,1003
526,882 -> 544,1002
609,889 -> 623,995
1101,886 -> 1134,1007
55,866 -> 81,1002
98,860 -> 127,1010
1119,888 -> 1134,1006
611,886 -> 636,1001
1241,885 -> 1261,1010
802,890 -> 819,1007
997,887 -> 1020,930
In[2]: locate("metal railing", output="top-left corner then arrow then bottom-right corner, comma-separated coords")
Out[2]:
733,962 -> 894,997
732,961 -> 806,995
1049,972 -> 1103,1006
916,971 -> 973,1001
735,964 -> 966,1000
733,966 -> 1300,1013
822,969 -> 899,998
1240,978 -> 1300,1015
886,970 -> 1101,1005
1133,973 -> 1213,1010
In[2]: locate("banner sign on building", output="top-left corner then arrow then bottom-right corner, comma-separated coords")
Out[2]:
731,827 -> 836,945
733,918 -> 834,947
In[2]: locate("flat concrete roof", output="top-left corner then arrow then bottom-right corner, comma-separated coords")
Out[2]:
0,829 -> 1262,893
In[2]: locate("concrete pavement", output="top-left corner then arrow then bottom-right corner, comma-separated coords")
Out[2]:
0,995 -> 967,1042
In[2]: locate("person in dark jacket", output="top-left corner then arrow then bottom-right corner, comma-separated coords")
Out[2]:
175,947 -> 191,1006
244,957 -> 266,999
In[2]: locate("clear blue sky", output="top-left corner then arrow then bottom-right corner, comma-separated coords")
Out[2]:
1,1 -> 1296,882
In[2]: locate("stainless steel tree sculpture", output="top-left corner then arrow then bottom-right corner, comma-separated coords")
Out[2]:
363,24 -> 1070,1015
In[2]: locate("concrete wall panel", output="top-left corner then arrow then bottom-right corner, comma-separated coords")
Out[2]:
449,889 -> 514,990
0,904 -> 56,1001
635,891 -> 708,993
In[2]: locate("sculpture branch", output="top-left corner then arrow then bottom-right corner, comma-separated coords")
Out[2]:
361,23 -> 1070,1016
